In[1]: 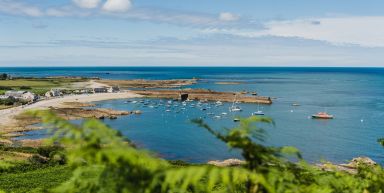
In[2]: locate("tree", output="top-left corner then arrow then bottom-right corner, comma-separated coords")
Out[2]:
0,74 -> 8,80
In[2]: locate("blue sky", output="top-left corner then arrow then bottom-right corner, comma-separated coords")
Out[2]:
1,0 -> 384,66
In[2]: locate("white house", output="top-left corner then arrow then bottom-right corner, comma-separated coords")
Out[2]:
5,90 -> 25,98
21,92 -> 37,102
5,90 -> 37,102
45,89 -> 63,98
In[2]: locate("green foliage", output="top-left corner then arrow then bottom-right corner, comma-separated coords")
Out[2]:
0,73 -> 8,80
2,111 -> 382,193
193,116 -> 301,172
0,98 -> 16,106
0,166 -> 72,193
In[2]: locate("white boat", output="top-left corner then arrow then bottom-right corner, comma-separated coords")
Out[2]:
233,118 -> 240,122
252,103 -> 264,115
229,94 -> 242,112
131,101 -> 138,104
229,106 -> 242,112
215,101 -> 223,106
214,115 -> 221,119
221,112 -> 227,115
165,109 -> 171,112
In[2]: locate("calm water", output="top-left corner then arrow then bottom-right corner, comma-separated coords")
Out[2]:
5,67 -> 384,164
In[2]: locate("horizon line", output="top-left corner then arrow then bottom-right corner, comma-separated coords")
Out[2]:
1,66 -> 384,68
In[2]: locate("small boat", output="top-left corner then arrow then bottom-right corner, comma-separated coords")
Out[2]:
252,111 -> 264,116
131,101 -> 138,104
229,94 -> 242,112
252,103 -> 264,115
207,112 -> 215,115
229,106 -> 242,112
214,115 -> 221,119
251,92 -> 257,96
311,112 -> 334,119
221,112 -> 227,115
292,103 -> 300,106
215,101 -> 223,106
233,118 -> 240,122
165,109 -> 171,112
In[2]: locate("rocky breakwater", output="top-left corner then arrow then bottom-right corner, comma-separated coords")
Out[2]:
95,79 -> 197,89
132,89 -> 273,104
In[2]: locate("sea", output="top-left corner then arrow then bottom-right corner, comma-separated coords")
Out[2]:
2,67 -> 384,164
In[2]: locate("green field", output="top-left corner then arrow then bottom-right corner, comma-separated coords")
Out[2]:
0,166 -> 71,193
0,78 -> 88,95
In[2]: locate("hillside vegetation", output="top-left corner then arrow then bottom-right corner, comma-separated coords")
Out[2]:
1,111 -> 384,193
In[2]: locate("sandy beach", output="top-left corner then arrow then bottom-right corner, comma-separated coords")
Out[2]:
0,91 -> 141,131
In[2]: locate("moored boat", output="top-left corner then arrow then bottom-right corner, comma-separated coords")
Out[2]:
311,112 -> 334,119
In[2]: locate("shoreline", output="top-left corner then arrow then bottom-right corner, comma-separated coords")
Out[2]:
0,91 -> 141,133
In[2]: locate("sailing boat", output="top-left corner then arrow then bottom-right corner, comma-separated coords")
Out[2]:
229,94 -> 242,112
252,103 -> 264,115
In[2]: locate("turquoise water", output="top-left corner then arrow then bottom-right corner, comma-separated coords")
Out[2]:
6,67 -> 384,164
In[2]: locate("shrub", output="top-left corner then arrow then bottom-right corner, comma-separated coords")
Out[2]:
0,98 -> 16,106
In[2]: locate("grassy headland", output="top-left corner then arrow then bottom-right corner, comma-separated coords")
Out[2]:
0,77 -> 90,95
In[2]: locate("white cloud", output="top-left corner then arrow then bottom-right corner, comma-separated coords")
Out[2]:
219,12 -> 239,22
0,1 -> 43,17
262,16 -> 384,47
205,16 -> 384,48
102,0 -> 132,12
72,0 -> 101,9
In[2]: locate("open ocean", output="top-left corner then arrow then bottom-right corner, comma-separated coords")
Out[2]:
3,67 -> 384,164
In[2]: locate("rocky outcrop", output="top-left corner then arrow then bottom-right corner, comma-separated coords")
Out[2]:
317,157 -> 377,174
207,159 -> 246,167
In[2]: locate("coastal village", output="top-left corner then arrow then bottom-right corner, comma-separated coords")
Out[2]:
0,74 -> 273,135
